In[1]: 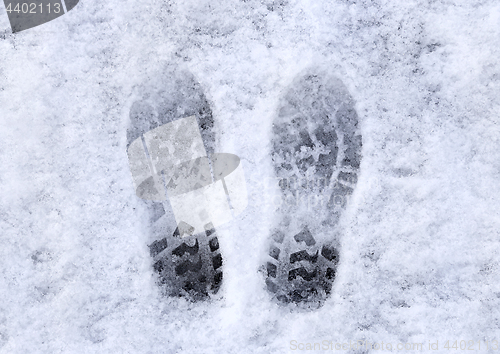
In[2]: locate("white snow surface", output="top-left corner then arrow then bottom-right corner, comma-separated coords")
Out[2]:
1,0 -> 500,353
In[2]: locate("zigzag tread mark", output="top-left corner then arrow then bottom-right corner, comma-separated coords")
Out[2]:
214,271 -> 223,286
294,227 -> 316,246
326,267 -> 336,280
153,259 -> 165,273
290,250 -> 319,264
321,245 -> 339,262
212,253 -> 223,270
269,245 -> 280,260
172,239 -> 199,257
149,238 -> 168,258
209,237 -> 219,252
267,262 -> 277,278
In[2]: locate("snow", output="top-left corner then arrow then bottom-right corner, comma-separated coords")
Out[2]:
0,0 -> 499,353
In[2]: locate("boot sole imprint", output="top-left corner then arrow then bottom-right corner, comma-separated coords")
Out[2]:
266,72 -> 362,306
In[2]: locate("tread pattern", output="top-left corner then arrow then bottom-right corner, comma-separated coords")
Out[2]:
149,222 -> 222,300
265,227 -> 340,304
266,71 -> 361,306
127,67 -> 220,301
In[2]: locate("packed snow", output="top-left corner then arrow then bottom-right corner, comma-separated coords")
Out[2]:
0,0 -> 499,353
